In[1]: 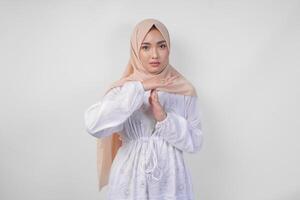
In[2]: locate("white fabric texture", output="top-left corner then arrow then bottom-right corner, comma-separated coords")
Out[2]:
84,80 -> 203,200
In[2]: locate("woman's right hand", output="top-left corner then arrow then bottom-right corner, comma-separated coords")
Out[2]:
141,75 -> 179,91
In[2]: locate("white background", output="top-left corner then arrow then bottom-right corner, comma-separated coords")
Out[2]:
0,0 -> 299,199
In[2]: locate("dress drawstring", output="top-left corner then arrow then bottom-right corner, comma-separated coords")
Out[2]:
138,136 -> 162,181
121,135 -> 163,181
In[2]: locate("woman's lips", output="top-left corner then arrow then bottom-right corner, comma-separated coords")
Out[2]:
149,62 -> 160,67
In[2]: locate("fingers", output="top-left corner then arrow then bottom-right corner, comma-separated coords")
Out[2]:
149,89 -> 154,104
168,75 -> 180,81
151,74 -> 180,90
160,75 -> 180,86
167,75 -> 179,82
149,89 -> 158,103
151,89 -> 157,99
153,89 -> 158,101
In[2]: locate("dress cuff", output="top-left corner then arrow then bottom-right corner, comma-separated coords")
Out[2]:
155,112 -> 169,128
135,80 -> 145,92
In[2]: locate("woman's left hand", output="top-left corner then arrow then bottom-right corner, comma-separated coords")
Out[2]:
149,89 -> 167,122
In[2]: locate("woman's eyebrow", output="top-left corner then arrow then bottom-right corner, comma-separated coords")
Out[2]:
141,40 -> 166,45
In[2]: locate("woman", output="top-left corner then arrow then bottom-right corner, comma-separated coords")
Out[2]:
84,18 -> 203,200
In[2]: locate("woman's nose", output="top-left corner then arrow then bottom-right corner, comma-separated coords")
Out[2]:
151,48 -> 158,58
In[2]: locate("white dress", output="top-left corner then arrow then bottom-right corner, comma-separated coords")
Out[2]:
84,81 -> 203,200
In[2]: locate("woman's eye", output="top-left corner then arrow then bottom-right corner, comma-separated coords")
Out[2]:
160,44 -> 166,48
141,46 -> 149,50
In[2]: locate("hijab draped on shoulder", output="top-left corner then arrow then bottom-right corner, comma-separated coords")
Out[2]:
96,18 -> 197,191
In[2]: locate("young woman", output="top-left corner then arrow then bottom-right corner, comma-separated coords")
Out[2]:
84,18 -> 203,200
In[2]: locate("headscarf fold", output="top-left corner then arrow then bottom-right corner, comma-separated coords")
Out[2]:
96,18 -> 198,191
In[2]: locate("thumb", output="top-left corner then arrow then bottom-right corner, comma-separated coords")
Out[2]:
149,91 -> 153,104
150,89 -> 155,95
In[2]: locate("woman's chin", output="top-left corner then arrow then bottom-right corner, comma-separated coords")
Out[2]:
148,69 -> 162,75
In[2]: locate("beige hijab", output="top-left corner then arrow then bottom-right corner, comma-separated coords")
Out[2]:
96,18 -> 198,191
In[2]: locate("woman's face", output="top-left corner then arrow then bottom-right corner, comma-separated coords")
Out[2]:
139,27 -> 169,75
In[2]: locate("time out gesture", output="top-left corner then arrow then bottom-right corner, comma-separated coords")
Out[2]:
141,75 -> 179,122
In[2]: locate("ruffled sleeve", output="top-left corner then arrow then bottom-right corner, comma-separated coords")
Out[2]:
154,95 -> 203,153
84,81 -> 145,138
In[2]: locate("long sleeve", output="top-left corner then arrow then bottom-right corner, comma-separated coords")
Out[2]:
154,95 -> 203,153
84,81 -> 145,138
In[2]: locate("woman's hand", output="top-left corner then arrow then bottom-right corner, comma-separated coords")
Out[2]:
141,75 -> 179,91
149,89 -> 167,122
